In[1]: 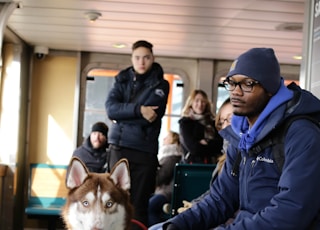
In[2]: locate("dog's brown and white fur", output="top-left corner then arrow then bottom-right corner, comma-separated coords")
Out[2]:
62,157 -> 133,230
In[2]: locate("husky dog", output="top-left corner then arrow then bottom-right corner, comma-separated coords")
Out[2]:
62,157 -> 133,230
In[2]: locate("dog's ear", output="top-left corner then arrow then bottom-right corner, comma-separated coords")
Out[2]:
110,158 -> 130,191
66,157 -> 89,189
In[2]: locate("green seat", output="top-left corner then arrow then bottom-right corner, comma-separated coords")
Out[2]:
170,163 -> 216,216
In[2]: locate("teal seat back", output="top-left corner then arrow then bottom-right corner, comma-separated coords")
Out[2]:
171,163 -> 216,216
25,163 -> 68,216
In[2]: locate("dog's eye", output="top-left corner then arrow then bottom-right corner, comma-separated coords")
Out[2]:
106,200 -> 113,208
82,200 -> 89,207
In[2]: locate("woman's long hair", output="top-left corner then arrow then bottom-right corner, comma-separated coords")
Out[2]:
181,89 -> 214,117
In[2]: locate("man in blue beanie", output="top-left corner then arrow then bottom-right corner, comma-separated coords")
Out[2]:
155,48 -> 320,229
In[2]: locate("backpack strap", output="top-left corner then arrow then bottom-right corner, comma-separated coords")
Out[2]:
251,115 -> 319,172
231,150 -> 242,177
231,115 -> 320,176
248,122 -> 287,172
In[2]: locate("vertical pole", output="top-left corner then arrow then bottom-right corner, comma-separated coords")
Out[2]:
0,164 -> 8,229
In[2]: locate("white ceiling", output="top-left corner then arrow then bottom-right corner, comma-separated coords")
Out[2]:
5,0 -> 305,64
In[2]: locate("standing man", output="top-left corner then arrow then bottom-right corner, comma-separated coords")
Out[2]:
159,48 -> 320,229
105,40 -> 169,227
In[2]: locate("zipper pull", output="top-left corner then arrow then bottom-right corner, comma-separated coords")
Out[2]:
251,159 -> 256,168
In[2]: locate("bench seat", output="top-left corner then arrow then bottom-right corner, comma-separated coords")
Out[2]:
25,163 -> 68,229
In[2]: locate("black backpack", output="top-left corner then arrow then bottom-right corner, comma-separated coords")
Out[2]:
231,115 -> 320,176
230,115 -> 320,229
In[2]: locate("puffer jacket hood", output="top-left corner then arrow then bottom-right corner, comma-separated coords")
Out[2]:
284,82 -> 320,119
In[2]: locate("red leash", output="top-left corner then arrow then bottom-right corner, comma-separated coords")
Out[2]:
131,219 -> 148,230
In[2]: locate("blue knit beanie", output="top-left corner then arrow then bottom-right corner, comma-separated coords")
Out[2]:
227,48 -> 281,94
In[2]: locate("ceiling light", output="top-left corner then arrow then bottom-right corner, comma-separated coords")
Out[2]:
85,11 -> 102,22
275,22 -> 303,32
112,43 -> 127,49
293,55 -> 302,60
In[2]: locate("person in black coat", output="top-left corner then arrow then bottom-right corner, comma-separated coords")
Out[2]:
72,121 -> 109,173
179,89 -> 223,164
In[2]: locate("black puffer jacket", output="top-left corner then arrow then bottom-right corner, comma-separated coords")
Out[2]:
105,62 -> 169,154
72,136 -> 109,173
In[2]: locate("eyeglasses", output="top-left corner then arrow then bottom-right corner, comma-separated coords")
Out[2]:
223,78 -> 259,93
218,115 -> 232,128
219,117 -> 231,125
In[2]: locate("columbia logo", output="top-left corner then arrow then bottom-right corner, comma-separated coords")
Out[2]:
256,156 -> 274,164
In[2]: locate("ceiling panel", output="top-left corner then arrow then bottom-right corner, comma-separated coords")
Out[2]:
5,0 -> 305,64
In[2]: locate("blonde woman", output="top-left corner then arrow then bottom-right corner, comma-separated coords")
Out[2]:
179,89 -> 223,164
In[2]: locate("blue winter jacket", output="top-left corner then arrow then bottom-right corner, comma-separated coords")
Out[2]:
165,82 -> 320,230
105,62 -> 169,155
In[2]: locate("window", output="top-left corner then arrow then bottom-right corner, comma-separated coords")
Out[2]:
82,69 -> 184,147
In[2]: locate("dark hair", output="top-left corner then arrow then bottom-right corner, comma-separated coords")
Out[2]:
132,40 -> 153,53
